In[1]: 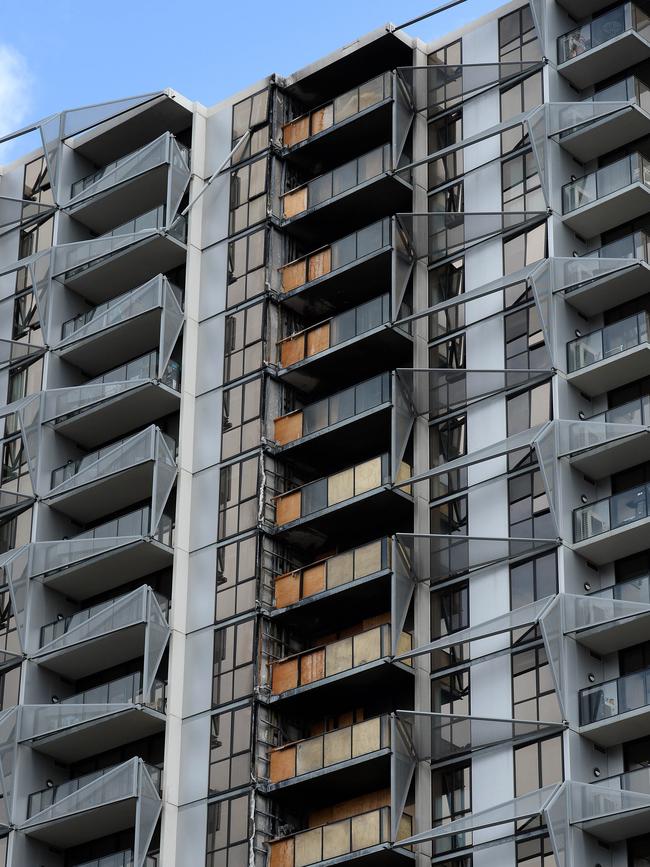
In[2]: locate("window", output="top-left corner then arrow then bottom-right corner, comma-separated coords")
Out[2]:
431,494 -> 468,536
227,227 -> 266,309
229,155 -> 268,234
429,182 -> 464,214
512,646 -> 561,721
432,761 -> 471,853
429,334 -> 466,369
206,793 -> 250,867
231,89 -> 270,163
503,153 -> 544,213
504,305 -> 546,369
508,469 -> 553,538
430,415 -> 467,500
510,552 -> 557,610
428,111 -> 464,188
209,703 -> 253,794
218,456 -> 259,541
500,72 -> 543,153
215,535 -> 258,622
431,582 -> 469,669
212,618 -> 256,708
506,382 -> 552,468
515,736 -> 563,795
516,835 -> 555,866
428,40 -> 463,113
499,7 -> 540,62
221,377 -> 262,460
429,258 -> 464,341
20,156 -> 53,258
503,224 -> 547,277
224,301 -> 265,383
432,669 -> 470,715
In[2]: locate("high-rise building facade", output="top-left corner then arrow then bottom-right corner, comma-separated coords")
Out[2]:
1,0 -> 650,864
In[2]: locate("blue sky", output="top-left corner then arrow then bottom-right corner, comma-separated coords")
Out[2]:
0,0 -> 501,138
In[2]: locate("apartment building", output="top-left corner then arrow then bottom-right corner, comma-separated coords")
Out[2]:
1,0 -> 650,864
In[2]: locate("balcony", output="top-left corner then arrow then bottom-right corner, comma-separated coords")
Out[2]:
20,757 -> 161,849
36,505 -> 174,600
273,538 -> 393,629
567,397 -> 650,479
278,219 -> 393,317
271,455 -> 412,549
277,294 -> 411,395
556,78 -> 650,163
566,312 -> 650,395
563,232 -> 650,316
268,805 -> 412,867
43,426 -> 176,523
55,205 -> 187,304
49,350 -> 181,449
273,373 -> 391,472
66,132 -> 190,234
270,621 -> 413,714
69,850 -> 158,867
557,3 -> 650,89
283,73 -> 393,159
32,585 -> 169,681
576,768 -> 650,841
279,145 -> 411,242
54,275 -> 183,376
579,667 -> 650,745
21,673 -> 166,762
573,479 -> 650,564
562,153 -> 650,238
268,716 -> 391,803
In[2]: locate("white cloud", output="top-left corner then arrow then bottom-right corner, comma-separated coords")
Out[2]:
0,44 -> 34,162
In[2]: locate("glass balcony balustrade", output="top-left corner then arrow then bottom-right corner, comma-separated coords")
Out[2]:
580,667 -> 650,725
589,394 -> 650,426
60,276 -> 182,342
71,504 -> 173,547
271,622 -> 412,696
39,587 -> 169,650
558,2 -> 650,64
279,219 -> 391,295
567,312 -> 649,373
268,806 -> 412,867
562,153 -> 650,215
574,481 -> 650,542
597,766 -> 650,795
282,74 -> 392,148
281,145 -> 391,220
73,851 -> 158,867
61,205 -> 187,282
274,538 -> 391,609
273,374 -> 390,447
57,671 -> 166,713
70,133 -> 189,199
592,573 -> 650,603
269,715 -> 390,785
580,230 -> 650,267
50,428 -> 175,491
274,454 -> 410,527
27,761 -> 162,819
278,294 -> 391,369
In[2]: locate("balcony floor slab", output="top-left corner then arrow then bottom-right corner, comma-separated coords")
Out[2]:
563,182 -> 650,240
33,620 -> 148,680
569,429 -> 650,479
573,513 -> 650,565
22,797 -> 137,848
564,261 -> 650,317
575,611 -> 650,654
566,343 -> 650,396
558,105 -> 650,164
576,806 -> 650,842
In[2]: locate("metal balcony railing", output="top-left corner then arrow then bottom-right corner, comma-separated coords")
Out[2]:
58,670 -> 166,711
271,623 -> 412,695
567,311 -> 649,372
278,294 -> 391,369
274,373 -> 390,447
61,277 -> 182,341
27,761 -> 162,818
281,145 -> 391,219
71,504 -> 173,546
580,667 -> 650,724
563,153 -> 650,215
574,480 -> 650,542
558,2 -> 650,64
274,538 -> 391,609
39,588 -> 169,649
268,806 -> 412,867
282,73 -> 392,148
50,429 -> 175,490
269,715 -> 391,784
279,218 -> 391,294
71,134 -> 189,198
